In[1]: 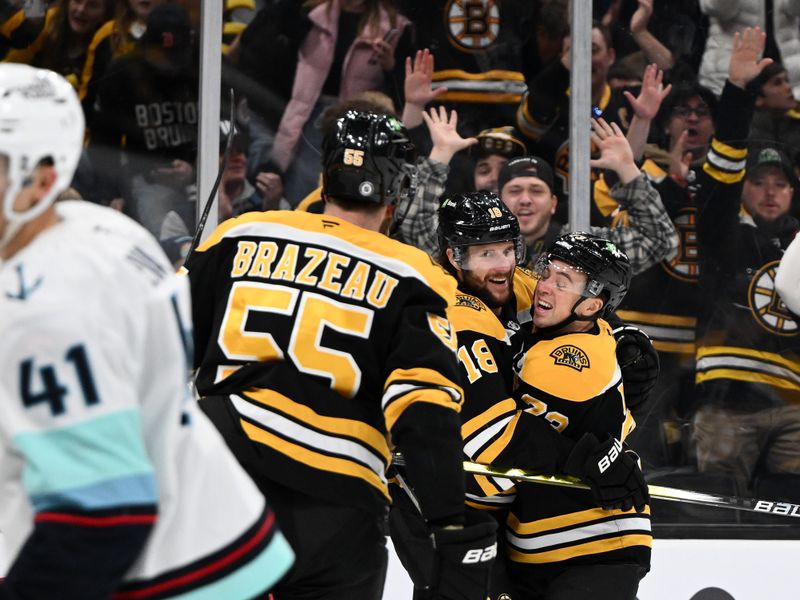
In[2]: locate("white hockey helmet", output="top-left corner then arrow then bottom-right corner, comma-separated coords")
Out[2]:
0,64 -> 84,239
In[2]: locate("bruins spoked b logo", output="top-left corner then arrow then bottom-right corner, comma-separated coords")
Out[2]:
445,0 -> 500,51
748,260 -> 798,336
661,207 -> 699,282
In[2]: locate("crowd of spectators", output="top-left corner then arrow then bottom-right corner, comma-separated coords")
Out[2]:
3,0 -> 800,527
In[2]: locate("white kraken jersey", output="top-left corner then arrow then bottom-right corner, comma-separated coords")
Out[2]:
0,201 -> 292,597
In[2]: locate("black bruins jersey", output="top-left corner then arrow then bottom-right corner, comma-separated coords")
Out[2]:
400,0 -> 536,106
695,82 -> 800,407
491,320 -> 651,567
185,210 -> 464,515
606,160 -> 702,358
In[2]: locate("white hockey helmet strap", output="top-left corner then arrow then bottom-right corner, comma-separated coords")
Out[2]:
0,65 -> 84,246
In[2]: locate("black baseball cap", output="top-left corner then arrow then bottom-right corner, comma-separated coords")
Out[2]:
141,4 -> 192,57
497,156 -> 555,194
746,147 -> 795,183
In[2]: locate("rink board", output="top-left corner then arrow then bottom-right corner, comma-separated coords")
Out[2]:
2,534 -> 796,598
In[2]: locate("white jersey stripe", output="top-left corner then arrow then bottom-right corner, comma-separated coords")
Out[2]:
506,517 -> 652,551
463,415 -> 514,459
231,395 -> 388,482
697,355 -> 800,384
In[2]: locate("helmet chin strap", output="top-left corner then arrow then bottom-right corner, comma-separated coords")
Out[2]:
534,296 -> 598,335
0,182 -> 62,254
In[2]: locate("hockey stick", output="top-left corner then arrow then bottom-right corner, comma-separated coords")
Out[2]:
462,461 -> 800,519
184,89 -> 236,265
391,454 -> 800,519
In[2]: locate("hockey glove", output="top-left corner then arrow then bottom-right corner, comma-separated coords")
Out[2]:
388,499 -> 498,600
563,433 -> 649,512
428,510 -> 498,600
613,325 -> 660,413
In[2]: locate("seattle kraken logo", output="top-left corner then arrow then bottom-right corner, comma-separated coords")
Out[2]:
748,260 -> 798,336
445,0 -> 500,51
5,264 -> 43,301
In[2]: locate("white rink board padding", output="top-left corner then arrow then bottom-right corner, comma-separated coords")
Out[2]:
383,538 -> 800,600
638,539 -> 798,599
4,534 -> 797,597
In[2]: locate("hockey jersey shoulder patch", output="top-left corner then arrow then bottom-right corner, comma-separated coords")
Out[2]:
518,329 -> 619,402
448,294 -> 507,342
455,294 -> 486,311
549,345 -> 590,371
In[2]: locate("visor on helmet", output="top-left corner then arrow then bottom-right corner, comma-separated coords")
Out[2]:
451,238 -> 522,272
533,255 -> 602,299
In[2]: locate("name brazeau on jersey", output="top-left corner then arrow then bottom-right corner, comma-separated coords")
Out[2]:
228,240 -> 399,310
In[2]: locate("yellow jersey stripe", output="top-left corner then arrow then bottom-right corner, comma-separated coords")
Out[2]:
616,310 -> 697,328
0,9 -> 25,37
508,506 -> 651,535
506,534 -> 652,564
241,420 -> 390,501
296,186 -> 323,212
711,138 -> 747,160
435,91 -> 523,104
476,413 -> 521,464
653,340 -> 696,354
697,346 -> 800,374
462,398 -> 517,439
696,368 -> 800,391
432,69 -> 525,82
703,162 -> 745,183
384,388 -> 462,432
246,388 -> 390,461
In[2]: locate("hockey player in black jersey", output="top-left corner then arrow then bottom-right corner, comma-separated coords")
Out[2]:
186,111 -> 497,600
504,233 -> 652,600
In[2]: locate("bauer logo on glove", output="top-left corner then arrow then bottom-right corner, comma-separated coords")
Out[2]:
597,438 -> 622,473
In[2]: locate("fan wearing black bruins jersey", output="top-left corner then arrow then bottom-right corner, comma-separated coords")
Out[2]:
691,28 -> 800,492
496,233 -> 651,600
185,111 -> 496,600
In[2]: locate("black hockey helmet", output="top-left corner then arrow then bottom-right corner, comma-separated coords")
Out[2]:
535,232 -> 631,316
437,191 -> 525,267
322,110 -> 417,206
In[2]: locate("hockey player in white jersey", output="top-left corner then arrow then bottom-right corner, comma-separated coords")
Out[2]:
0,64 -> 294,598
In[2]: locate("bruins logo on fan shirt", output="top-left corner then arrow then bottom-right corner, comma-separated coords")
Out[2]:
748,260 -> 798,336
550,345 -> 590,371
456,294 -> 484,311
445,0 -> 500,51
661,207 -> 699,282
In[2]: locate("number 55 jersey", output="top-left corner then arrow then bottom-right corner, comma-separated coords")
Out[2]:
185,209 -> 466,519
0,201 -> 293,599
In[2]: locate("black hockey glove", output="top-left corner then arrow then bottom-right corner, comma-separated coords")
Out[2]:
428,511 -> 498,600
613,325 -> 660,413
563,433 -> 649,512
388,498 -> 497,600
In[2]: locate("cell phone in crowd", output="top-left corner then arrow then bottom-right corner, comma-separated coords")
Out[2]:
368,28 -> 400,65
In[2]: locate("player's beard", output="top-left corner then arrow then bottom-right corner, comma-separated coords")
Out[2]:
460,267 -> 515,310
